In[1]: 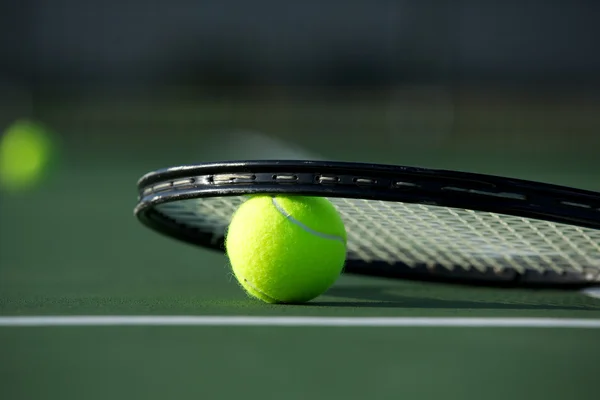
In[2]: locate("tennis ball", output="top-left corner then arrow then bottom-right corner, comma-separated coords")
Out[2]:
0,120 -> 57,192
225,195 -> 347,304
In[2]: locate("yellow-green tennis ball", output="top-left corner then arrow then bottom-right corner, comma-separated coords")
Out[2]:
0,120 -> 57,192
225,195 -> 347,304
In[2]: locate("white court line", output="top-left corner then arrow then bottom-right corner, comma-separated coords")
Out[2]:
0,316 -> 600,328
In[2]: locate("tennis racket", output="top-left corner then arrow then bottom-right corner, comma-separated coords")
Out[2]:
134,160 -> 600,288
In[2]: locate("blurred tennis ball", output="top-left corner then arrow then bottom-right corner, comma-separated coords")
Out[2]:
0,120 -> 59,192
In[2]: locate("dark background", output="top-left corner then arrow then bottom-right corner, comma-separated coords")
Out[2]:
0,1 -> 599,180
2,0 -> 600,86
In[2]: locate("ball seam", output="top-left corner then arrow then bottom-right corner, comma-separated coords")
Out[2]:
271,197 -> 346,244
241,277 -> 283,303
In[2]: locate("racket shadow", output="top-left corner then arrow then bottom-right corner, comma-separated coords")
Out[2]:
314,285 -> 600,310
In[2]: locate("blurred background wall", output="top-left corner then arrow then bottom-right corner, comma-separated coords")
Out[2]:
1,0 -> 599,186
4,0 -> 600,86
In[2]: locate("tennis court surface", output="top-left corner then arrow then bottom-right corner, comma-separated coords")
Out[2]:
1,97 -> 600,400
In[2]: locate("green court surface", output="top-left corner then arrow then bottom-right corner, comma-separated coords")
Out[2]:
1,96 -> 600,400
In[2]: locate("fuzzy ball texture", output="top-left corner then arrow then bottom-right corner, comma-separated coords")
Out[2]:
225,195 -> 347,304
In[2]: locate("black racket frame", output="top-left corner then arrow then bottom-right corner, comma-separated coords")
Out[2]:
135,160 -> 600,288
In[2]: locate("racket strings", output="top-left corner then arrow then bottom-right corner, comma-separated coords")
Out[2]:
363,201 -> 472,269
154,196 -> 600,277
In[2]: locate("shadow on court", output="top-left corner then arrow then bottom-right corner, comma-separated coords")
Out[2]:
316,285 -> 600,310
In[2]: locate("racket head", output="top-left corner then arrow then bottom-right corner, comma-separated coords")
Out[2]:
134,160 -> 600,288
